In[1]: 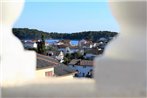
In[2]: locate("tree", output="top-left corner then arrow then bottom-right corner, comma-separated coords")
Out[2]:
63,57 -> 70,65
73,52 -> 83,59
65,53 -> 72,59
41,34 -> 46,53
37,34 -> 46,54
13,28 -> 118,42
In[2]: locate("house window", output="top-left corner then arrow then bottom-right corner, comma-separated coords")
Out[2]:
45,71 -> 53,77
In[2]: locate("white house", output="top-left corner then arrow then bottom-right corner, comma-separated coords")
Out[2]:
78,39 -> 87,47
57,45 -> 67,53
23,41 -> 37,49
65,47 -> 71,54
58,46 -> 78,54
78,39 -> 94,49
70,46 -> 79,53
54,41 -> 64,45
68,59 -> 93,78
56,51 -> 64,63
84,48 -> 100,60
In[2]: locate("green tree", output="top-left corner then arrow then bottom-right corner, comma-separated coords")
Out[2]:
41,34 -> 46,53
37,34 -> 46,54
13,28 -> 118,42
65,53 -> 72,59
63,57 -> 70,65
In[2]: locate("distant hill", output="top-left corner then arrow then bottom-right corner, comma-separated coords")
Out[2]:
13,28 -> 118,42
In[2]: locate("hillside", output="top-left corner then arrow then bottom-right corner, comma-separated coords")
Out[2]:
13,28 -> 118,42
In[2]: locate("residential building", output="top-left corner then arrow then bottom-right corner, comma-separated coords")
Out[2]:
36,54 -> 76,78
68,59 -> 93,78
56,51 -> 64,63
57,45 -> 67,53
65,47 -> 71,54
54,41 -> 64,45
54,63 -> 77,78
23,41 -> 37,49
69,46 -> 79,53
59,39 -> 71,46
57,45 -> 78,54
84,48 -> 102,60
36,54 -> 59,77
78,39 -> 94,49
78,39 -> 87,47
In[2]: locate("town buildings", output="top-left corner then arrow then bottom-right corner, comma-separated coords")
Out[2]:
22,37 -> 111,79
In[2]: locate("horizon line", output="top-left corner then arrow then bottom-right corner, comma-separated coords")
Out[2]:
13,27 -> 119,33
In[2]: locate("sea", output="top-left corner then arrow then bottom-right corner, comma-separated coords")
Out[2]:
46,39 -> 79,46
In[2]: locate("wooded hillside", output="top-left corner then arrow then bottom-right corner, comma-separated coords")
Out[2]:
13,28 -> 118,42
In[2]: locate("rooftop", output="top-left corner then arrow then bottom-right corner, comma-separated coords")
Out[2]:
37,54 -> 76,76
69,59 -> 93,66
85,48 -> 100,55
54,64 -> 76,76
37,54 -> 59,69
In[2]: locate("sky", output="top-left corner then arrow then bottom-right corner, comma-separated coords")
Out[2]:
14,1 -> 119,33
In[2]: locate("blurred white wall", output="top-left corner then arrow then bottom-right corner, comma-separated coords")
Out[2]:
95,1 -> 146,97
0,0 -> 36,84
